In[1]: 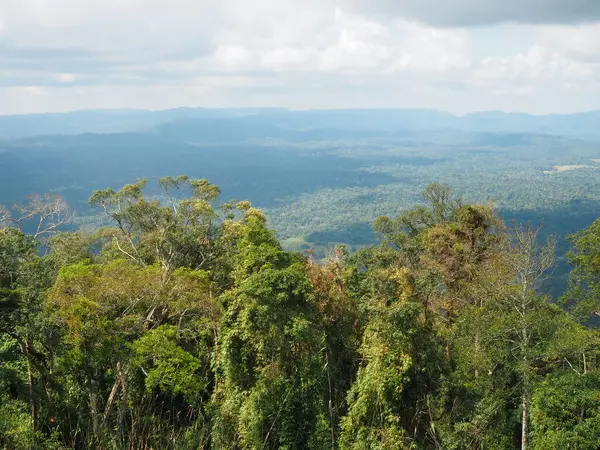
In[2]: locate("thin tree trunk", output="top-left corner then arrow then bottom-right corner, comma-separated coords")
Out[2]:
325,346 -> 335,450
90,383 -> 100,441
521,311 -> 529,450
521,391 -> 528,450
118,364 -> 128,446
474,331 -> 479,378
25,339 -> 36,449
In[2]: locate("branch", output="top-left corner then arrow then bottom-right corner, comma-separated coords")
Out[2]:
0,204 -> 11,227
113,237 -> 143,265
563,357 -> 582,376
14,194 -> 75,241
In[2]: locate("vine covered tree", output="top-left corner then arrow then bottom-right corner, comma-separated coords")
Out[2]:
1,179 -> 600,449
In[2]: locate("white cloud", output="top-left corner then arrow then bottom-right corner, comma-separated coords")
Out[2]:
54,73 -> 76,83
230,9 -> 472,75
385,20 -> 472,73
214,46 -> 254,70
262,47 -> 317,71
473,45 -> 596,83
537,23 -> 600,62
2,0 -> 220,52
22,86 -> 47,96
490,86 -> 534,97
0,0 -> 600,114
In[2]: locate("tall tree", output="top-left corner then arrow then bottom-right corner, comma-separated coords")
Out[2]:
562,217 -> 600,321
212,207 -> 328,449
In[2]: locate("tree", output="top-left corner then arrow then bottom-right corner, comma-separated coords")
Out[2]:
48,256 -> 220,447
562,218 -> 600,321
374,184 -> 503,322
89,176 -> 223,273
212,207 -> 327,449
339,273 -> 443,449
0,228 -> 64,449
531,371 -> 600,449
0,194 -> 74,242
472,224 -> 565,450
3,177 -> 600,450
307,246 -> 361,447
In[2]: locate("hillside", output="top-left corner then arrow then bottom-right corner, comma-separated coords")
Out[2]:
2,177 -> 600,449
2,108 -> 600,296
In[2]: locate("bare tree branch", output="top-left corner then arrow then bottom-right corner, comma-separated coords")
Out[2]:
0,204 -> 11,228
509,221 -> 556,291
0,194 -> 74,240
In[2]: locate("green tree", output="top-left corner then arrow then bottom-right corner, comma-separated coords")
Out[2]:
562,218 -> 600,321
339,267 -> 443,449
531,371 -> 600,449
212,207 -> 327,449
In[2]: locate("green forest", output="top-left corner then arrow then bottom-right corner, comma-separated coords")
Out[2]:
2,176 -> 600,449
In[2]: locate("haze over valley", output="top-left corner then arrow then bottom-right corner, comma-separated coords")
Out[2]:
2,108 -> 600,290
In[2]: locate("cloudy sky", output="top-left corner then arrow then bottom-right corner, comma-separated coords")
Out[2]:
1,0 -> 600,114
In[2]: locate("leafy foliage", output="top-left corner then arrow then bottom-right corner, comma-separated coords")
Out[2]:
1,178 -> 600,450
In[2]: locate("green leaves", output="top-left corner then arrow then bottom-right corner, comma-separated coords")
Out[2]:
563,218 -> 600,321
213,209 -> 327,449
531,372 -> 600,449
5,176 -> 600,449
339,300 -> 440,450
132,325 -> 205,401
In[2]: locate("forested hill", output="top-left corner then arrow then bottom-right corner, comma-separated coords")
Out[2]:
2,177 -> 600,449
2,108 -> 600,297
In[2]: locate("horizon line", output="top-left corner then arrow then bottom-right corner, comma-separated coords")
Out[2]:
1,106 -> 599,118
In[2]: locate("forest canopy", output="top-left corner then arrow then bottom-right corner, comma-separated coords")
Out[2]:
1,177 -> 599,449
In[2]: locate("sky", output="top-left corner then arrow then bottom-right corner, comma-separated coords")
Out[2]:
1,0 -> 600,115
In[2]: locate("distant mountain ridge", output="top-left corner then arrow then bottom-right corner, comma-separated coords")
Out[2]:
1,107 -> 599,139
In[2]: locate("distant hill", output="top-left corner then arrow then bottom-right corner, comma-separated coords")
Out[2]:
1,107 -> 599,139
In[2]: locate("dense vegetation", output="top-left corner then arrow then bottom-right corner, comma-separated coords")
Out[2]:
2,176 -> 600,449
2,109 -> 600,287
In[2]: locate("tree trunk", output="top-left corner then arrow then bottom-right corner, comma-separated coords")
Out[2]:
521,391 -> 528,450
521,293 -> 529,450
118,364 -> 128,445
90,383 -> 100,441
521,316 -> 529,450
474,331 -> 479,378
25,339 -> 36,449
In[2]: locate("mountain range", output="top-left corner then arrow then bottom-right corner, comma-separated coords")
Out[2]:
1,107 -> 599,139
